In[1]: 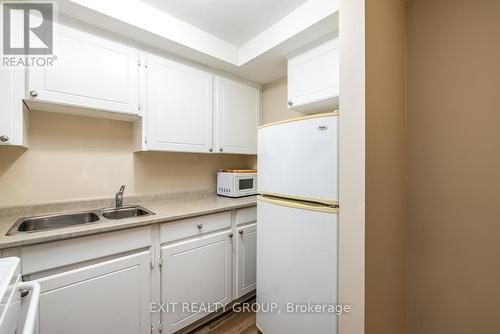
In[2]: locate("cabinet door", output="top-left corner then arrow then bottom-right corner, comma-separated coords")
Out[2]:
287,38 -> 339,111
30,251 -> 151,334
235,223 -> 257,298
214,76 -> 259,154
27,23 -> 139,115
0,67 -> 25,146
161,231 -> 232,333
147,54 -> 213,153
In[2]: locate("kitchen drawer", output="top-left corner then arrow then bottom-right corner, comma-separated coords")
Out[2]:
16,227 -> 152,275
160,212 -> 231,244
236,206 -> 257,226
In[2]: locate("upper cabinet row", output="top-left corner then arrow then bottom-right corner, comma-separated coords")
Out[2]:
140,55 -> 259,154
287,37 -> 339,113
0,23 -> 260,154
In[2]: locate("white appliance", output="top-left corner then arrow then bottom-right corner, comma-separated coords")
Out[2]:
0,257 -> 40,334
217,170 -> 257,197
256,112 -> 339,334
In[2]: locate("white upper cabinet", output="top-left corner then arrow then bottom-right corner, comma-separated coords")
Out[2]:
144,54 -> 214,153
26,23 -> 139,116
0,67 -> 26,146
214,76 -> 259,154
287,38 -> 339,113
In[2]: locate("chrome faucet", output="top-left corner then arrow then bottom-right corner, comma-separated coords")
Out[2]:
115,185 -> 126,208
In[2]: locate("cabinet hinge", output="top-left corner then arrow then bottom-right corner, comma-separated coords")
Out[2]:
138,60 -> 141,67
138,104 -> 141,111
144,138 -> 148,144
150,257 -> 154,269
158,258 -> 163,268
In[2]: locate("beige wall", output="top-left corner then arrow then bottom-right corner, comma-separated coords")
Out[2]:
365,0 -> 407,333
407,1 -> 500,333
260,77 -> 303,125
0,112 -> 255,207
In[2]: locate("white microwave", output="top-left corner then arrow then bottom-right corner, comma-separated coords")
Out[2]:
217,171 -> 257,198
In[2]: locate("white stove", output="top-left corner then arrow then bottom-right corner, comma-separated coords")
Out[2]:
0,257 -> 40,334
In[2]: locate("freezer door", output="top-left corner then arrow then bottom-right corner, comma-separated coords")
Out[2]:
258,113 -> 338,205
256,196 -> 338,334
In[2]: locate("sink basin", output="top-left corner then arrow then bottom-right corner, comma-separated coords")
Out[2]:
99,206 -> 154,220
7,211 -> 100,235
6,205 -> 154,236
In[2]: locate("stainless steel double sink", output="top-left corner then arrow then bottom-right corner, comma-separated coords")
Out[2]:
7,205 -> 154,235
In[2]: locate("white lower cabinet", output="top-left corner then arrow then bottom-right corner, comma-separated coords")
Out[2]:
161,231 -> 232,333
30,251 -> 152,334
235,223 -> 257,298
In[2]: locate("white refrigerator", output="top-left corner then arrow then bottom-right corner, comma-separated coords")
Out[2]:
256,112 -> 339,334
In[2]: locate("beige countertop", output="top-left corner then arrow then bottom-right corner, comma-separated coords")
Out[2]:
0,191 -> 256,250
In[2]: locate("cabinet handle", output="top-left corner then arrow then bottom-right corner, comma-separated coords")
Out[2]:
229,233 -> 233,238
239,230 -> 243,235
0,135 -> 9,142
197,224 -> 203,229
209,148 -> 213,152
29,90 -> 38,97
287,100 -> 293,106
219,148 -> 223,152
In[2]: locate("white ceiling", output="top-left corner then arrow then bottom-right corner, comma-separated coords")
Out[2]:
139,0 -> 309,46
62,0 -> 338,83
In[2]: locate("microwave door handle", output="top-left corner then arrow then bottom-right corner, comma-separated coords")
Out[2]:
19,281 -> 41,334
